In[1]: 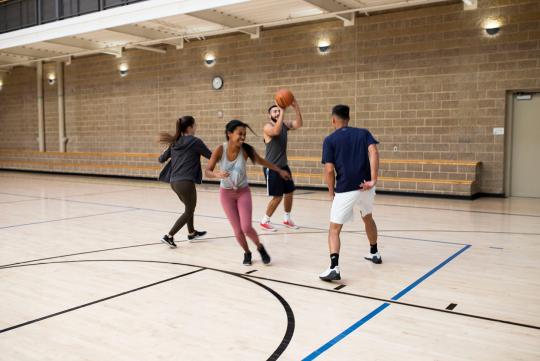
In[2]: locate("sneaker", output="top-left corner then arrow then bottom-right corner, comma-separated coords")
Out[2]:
364,252 -> 382,264
188,230 -> 207,241
160,235 -> 177,248
243,252 -> 252,266
258,245 -> 271,265
319,266 -> 341,281
260,222 -> 277,232
283,219 -> 300,229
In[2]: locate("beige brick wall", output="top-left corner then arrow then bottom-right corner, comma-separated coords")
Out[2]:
1,0 -> 539,195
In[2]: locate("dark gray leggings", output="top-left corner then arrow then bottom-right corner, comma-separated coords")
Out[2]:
169,181 -> 197,236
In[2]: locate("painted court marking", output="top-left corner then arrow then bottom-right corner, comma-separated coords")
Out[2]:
302,244 -> 471,360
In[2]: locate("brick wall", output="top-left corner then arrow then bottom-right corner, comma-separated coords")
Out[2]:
1,0 -> 539,196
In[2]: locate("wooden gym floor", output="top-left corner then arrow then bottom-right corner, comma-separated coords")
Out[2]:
0,170 -> 539,360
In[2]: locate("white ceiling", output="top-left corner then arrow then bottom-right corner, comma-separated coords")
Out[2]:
0,0 -> 455,69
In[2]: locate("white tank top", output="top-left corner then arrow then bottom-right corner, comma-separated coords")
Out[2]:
220,142 -> 248,189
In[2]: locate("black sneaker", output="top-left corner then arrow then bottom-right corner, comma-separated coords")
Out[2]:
243,252 -> 252,266
364,252 -> 382,264
160,235 -> 177,248
188,230 -> 207,241
258,245 -> 271,265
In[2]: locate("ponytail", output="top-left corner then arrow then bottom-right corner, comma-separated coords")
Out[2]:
159,116 -> 196,145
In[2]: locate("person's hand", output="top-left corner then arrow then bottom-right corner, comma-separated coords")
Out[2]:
278,169 -> 291,180
359,180 -> 376,191
214,170 -> 230,179
329,191 -> 335,201
291,99 -> 298,109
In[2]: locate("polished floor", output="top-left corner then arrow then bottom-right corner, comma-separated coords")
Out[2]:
0,171 -> 539,360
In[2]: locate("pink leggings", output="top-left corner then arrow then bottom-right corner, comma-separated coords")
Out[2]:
219,186 -> 261,252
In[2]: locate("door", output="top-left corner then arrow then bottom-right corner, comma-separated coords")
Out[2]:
511,93 -> 540,198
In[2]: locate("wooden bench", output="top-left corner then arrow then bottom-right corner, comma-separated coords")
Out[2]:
0,149 -> 481,196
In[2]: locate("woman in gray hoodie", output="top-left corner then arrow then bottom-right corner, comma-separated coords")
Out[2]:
158,116 -> 212,248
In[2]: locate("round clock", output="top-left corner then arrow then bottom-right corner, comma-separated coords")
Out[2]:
212,76 -> 223,90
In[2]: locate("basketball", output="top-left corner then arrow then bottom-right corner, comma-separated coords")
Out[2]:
275,88 -> 295,108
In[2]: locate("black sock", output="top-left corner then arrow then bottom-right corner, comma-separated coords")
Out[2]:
370,244 -> 378,254
330,253 -> 339,268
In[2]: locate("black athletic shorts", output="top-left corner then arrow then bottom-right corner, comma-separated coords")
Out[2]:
263,165 -> 296,197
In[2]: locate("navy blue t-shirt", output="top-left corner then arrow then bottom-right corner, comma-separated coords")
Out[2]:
321,127 -> 379,193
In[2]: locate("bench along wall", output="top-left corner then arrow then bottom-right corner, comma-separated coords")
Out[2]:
1,0 -> 539,196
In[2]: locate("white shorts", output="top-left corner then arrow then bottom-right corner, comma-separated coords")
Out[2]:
330,188 -> 376,224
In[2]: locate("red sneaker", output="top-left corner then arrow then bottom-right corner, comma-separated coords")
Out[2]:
283,220 -> 300,229
260,222 -> 277,232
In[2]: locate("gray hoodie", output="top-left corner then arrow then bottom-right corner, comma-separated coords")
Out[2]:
158,135 -> 212,184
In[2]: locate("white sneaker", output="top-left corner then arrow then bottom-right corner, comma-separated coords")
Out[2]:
260,222 -> 277,232
364,252 -> 382,264
319,266 -> 341,281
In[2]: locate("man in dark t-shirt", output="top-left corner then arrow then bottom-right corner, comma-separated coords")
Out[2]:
260,100 -> 303,231
319,104 -> 381,281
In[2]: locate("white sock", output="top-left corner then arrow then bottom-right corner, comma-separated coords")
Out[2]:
262,215 -> 271,224
284,212 -> 291,221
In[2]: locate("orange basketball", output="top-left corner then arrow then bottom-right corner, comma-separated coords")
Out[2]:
274,88 -> 295,108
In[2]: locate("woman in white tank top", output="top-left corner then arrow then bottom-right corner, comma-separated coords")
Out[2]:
205,120 -> 291,266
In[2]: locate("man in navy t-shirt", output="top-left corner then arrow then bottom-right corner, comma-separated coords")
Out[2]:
319,104 -> 381,282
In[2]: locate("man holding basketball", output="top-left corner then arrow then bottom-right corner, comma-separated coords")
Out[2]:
260,95 -> 303,231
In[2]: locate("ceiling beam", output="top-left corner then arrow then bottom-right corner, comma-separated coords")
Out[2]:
0,52 -> 34,67
187,9 -> 260,38
125,44 -> 167,54
44,37 -> 106,51
108,24 -> 172,41
0,47 -> 59,59
302,0 -> 355,26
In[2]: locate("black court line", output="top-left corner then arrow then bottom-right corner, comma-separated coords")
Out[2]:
1,189 -> 532,239
0,267 -> 206,333
0,208 -> 137,230
446,303 -> 458,311
61,188 -> 146,198
225,271 -> 295,361
375,202 -> 540,218
333,230 -> 472,247
489,246 -> 504,250
3,174 -> 540,218
245,270 -> 258,274
334,285 -> 346,291
243,274 -> 540,331
0,198 -> 46,205
3,259 -> 538,331
0,188 -> 143,201
0,260 -> 295,361
0,231 -> 328,268
375,229 -> 540,236
0,190 -> 530,246
0,173 -> 147,189
294,191 -> 316,195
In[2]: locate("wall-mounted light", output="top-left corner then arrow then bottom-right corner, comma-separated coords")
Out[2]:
204,53 -> 216,67
317,39 -> 331,54
0,79 -> 3,91
119,63 -> 129,77
484,18 -> 502,36
48,73 -> 56,85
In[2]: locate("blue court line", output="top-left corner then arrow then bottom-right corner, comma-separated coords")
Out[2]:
303,244 -> 471,360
